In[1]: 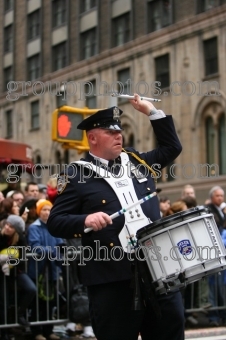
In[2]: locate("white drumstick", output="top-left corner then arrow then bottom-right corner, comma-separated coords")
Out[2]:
84,192 -> 157,233
111,94 -> 161,102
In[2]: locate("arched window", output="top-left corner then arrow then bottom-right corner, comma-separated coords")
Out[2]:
205,116 -> 215,165
201,102 -> 225,176
122,124 -> 135,148
218,114 -> 226,174
166,161 -> 175,182
123,133 -> 134,148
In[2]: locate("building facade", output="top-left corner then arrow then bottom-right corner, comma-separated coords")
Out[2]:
0,0 -> 226,203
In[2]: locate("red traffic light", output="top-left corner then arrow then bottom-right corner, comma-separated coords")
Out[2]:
57,114 -> 72,137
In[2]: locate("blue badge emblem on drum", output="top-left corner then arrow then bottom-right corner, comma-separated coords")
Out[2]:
177,239 -> 192,256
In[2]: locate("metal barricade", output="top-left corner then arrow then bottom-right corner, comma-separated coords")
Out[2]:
1,249 -> 226,331
0,251 -> 72,330
184,271 -> 226,327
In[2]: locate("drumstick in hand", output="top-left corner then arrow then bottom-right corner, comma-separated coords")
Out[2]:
84,192 -> 157,233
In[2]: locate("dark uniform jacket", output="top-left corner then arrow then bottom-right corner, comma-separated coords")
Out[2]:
47,116 -> 182,286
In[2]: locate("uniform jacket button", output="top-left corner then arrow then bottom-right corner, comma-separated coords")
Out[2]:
78,234 -> 82,237
74,234 -> 78,238
110,243 -> 114,247
102,200 -> 106,204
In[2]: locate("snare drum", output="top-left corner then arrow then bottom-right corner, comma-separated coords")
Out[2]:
136,206 -> 226,294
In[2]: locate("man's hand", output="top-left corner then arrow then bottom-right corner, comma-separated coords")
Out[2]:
2,263 -> 10,276
129,93 -> 156,116
84,212 -> 112,231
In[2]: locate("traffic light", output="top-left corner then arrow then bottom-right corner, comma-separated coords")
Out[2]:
52,106 -> 101,151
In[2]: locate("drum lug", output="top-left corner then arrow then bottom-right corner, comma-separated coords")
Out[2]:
160,272 -> 187,294
178,272 -> 186,283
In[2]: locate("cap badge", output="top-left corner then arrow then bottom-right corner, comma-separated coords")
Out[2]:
113,107 -> 120,120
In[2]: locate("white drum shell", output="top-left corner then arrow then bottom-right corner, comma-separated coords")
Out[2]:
137,211 -> 226,294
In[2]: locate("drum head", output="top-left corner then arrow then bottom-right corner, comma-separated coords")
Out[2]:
137,205 -> 209,239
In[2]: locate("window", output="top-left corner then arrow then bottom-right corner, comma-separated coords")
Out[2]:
5,110 -> 13,138
52,0 -> 66,28
27,10 -> 40,41
4,0 -> 13,12
197,0 -> 226,13
55,150 -> 61,164
148,0 -> 172,33
27,54 -> 40,80
202,103 -> 226,176
203,37 -> 218,76
155,54 -> 170,89
85,80 -> 97,108
117,68 -> 130,103
64,150 -> 69,164
112,13 -> 130,47
31,101 -> 40,129
80,0 -> 96,13
4,67 -> 13,92
4,25 -> 13,53
122,124 -> 135,148
218,115 -> 226,174
80,28 -> 97,60
205,117 -> 215,165
165,161 -> 175,181
52,42 -> 67,71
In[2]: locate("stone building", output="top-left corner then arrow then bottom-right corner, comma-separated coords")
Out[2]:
0,0 -> 226,203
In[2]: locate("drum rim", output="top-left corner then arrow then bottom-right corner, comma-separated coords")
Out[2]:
137,205 -> 209,237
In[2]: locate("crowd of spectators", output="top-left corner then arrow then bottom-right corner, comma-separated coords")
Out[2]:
0,180 -> 95,340
0,180 -> 226,337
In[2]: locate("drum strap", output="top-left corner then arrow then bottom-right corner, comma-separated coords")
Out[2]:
135,257 -> 162,319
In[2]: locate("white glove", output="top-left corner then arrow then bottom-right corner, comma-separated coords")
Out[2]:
2,263 -> 10,276
0,254 -> 9,264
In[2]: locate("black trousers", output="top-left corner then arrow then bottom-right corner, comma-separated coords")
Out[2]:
88,280 -> 185,340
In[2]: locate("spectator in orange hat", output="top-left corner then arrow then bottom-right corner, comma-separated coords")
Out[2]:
27,200 -> 64,340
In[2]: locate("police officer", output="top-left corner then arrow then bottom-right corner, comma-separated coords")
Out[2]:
47,94 -> 184,340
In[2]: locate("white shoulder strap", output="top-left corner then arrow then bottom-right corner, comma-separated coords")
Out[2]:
73,154 -> 151,252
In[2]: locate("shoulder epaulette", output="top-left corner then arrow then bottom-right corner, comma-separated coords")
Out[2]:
122,148 -> 157,184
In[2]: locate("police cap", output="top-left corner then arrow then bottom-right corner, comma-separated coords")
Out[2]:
77,106 -> 123,131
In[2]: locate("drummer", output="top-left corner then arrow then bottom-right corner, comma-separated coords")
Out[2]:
47,94 -> 184,340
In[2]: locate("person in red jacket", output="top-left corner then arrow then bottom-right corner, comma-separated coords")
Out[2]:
47,178 -> 58,204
